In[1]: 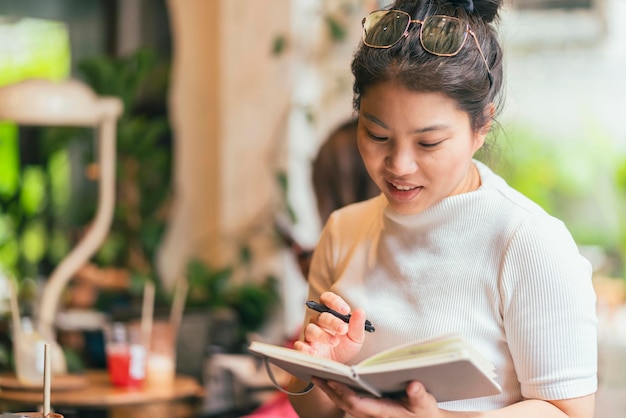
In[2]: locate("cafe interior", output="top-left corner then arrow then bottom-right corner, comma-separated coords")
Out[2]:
0,0 -> 625,417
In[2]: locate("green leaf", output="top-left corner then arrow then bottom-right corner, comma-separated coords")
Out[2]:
239,245 -> 252,265
325,15 -> 347,42
19,218 -> 48,264
48,227 -> 70,264
271,35 -> 288,56
0,240 -> 19,275
227,276 -> 279,333
0,214 -> 15,246
139,220 -> 165,260
19,277 -> 38,302
0,123 -> 20,199
48,149 -> 71,217
78,48 -> 158,113
276,171 -> 288,195
616,159 -> 626,192
63,347 -> 85,373
95,232 -> 126,266
20,166 -> 48,217
185,259 -> 233,308
39,126 -> 82,157
129,271 -> 153,295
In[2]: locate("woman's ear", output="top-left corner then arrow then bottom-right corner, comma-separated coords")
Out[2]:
480,103 -> 496,135
472,103 -> 495,152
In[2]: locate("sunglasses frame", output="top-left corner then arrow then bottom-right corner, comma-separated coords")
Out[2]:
362,10 -> 493,86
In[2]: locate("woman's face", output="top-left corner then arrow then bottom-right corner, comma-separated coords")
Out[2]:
357,81 -> 487,215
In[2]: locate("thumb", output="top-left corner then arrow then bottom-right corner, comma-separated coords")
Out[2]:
405,381 -> 431,410
347,308 -> 366,344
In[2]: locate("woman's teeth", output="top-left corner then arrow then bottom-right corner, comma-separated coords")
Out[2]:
392,184 -> 417,191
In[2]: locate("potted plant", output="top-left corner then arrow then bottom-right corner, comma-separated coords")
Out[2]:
173,253 -> 279,381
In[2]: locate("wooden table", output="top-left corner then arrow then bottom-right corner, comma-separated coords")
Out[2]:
0,370 -> 204,418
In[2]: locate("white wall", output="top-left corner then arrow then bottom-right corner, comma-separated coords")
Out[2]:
501,1 -> 626,149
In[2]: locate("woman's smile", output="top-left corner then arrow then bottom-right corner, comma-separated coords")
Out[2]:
387,181 -> 423,201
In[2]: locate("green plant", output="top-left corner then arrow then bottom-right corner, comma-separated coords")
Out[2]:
480,125 -> 586,215
0,17 -> 73,290
614,157 -> 626,280
185,256 -> 280,348
1,48 -> 172,295
479,123 -> 625,277
0,123 -> 75,287
75,48 -> 172,284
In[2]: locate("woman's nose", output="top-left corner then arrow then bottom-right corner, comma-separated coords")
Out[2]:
385,145 -> 418,175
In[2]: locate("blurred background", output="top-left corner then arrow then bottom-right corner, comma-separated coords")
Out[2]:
0,0 -> 625,416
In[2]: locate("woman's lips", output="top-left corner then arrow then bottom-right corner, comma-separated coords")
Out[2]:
387,181 -> 422,201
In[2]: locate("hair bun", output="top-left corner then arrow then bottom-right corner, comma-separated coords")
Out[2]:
448,0 -> 502,23
474,0 -> 502,22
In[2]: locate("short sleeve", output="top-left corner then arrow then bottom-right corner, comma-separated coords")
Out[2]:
500,216 -> 597,400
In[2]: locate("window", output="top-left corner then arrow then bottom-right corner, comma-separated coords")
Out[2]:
504,0 -> 605,49
515,0 -> 593,10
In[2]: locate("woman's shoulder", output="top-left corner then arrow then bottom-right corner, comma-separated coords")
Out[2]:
475,161 -> 573,239
324,194 -> 385,234
477,161 -> 555,219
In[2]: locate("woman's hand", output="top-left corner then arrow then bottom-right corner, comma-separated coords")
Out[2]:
312,379 -> 446,418
311,377 -> 597,418
294,292 -> 366,364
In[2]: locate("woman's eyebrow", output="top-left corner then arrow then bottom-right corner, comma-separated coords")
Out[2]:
362,112 -> 449,133
413,124 -> 450,134
362,112 -> 388,129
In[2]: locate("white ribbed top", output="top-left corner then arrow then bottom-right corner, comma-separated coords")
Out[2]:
305,161 -> 597,411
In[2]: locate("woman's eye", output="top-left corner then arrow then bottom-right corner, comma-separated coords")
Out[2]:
367,131 -> 387,142
420,141 -> 443,148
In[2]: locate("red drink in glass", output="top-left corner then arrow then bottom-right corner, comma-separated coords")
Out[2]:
104,323 -> 146,387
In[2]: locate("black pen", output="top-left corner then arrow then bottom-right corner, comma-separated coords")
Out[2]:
306,300 -> 375,333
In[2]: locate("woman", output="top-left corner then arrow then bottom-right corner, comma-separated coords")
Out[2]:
288,0 -> 598,417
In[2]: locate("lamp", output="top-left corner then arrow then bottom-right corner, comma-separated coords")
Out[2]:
0,78 -> 123,342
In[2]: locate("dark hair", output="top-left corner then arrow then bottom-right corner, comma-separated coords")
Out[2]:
312,119 -> 379,223
352,0 -> 504,133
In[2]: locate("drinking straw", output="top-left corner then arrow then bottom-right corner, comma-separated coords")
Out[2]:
7,275 -> 21,338
43,343 -> 51,417
169,277 -> 189,339
141,281 -> 155,349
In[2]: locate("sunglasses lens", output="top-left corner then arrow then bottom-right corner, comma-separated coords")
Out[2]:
363,11 -> 410,47
421,16 -> 466,55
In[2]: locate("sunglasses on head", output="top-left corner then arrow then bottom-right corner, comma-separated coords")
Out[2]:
362,10 -> 493,87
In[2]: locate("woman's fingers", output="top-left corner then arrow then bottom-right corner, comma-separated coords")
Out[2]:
304,321 -> 341,346
320,291 -> 351,315
346,308 -> 366,344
